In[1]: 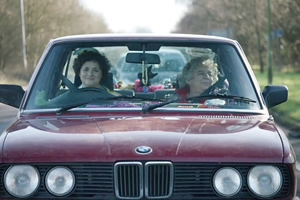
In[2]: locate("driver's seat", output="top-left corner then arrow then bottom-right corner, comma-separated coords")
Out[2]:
74,72 -> 114,91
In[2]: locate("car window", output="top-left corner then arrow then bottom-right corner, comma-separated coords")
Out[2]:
25,43 -> 260,111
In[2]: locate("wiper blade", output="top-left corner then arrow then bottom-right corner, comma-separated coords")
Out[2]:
56,95 -> 161,114
187,93 -> 257,103
56,97 -> 107,115
142,98 -> 178,114
142,94 -> 256,114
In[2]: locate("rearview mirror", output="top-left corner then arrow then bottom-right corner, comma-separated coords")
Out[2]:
126,53 -> 160,64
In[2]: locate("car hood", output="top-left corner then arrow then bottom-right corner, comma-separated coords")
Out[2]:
2,114 -> 284,163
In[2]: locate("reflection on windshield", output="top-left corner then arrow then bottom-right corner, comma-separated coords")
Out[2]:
25,44 -> 260,111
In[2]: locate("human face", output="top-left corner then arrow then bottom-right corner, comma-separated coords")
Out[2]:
79,61 -> 102,88
187,65 -> 215,97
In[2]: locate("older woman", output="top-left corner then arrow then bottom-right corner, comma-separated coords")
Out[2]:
176,57 -> 219,100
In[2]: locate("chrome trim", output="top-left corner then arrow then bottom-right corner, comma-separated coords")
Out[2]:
196,115 -> 255,119
114,161 -> 174,199
145,161 -> 174,199
135,146 -> 152,155
114,162 -> 143,199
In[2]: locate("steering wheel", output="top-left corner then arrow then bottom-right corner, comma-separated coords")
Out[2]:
49,85 -> 115,106
76,86 -> 109,93
202,76 -> 227,95
76,86 -> 116,97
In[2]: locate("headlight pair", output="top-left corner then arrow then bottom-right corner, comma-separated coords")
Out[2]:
4,165 -> 75,198
213,165 -> 282,198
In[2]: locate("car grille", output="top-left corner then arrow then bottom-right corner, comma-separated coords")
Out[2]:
114,162 -> 143,199
145,162 -> 173,198
114,161 -> 173,199
0,163 -> 291,199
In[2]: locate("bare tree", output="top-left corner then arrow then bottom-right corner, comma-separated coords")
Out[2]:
0,0 -> 110,80
175,0 -> 300,71
24,0 -> 110,72
272,0 -> 300,70
0,0 -> 22,70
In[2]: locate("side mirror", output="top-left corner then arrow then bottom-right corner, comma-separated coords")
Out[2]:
0,84 -> 25,108
126,53 -> 160,64
262,85 -> 288,109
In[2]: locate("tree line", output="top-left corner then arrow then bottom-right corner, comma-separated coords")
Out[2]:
0,0 -> 109,79
174,0 -> 300,73
0,0 -> 299,81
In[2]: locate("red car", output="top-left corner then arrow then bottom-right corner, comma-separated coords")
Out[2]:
0,34 -> 297,199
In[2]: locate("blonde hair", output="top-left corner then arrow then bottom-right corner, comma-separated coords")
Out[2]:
178,57 -> 218,89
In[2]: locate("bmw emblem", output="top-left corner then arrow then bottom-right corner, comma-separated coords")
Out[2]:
135,146 -> 152,154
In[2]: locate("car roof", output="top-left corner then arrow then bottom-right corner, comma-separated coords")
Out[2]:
50,33 -> 237,45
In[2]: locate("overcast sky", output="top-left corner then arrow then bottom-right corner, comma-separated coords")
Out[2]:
80,0 -> 188,33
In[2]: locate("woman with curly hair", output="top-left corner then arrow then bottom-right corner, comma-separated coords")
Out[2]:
73,50 -> 111,88
34,50 -> 116,106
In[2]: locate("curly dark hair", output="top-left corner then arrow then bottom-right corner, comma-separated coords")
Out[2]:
73,50 -> 111,77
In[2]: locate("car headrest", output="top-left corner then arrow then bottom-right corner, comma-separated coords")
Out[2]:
175,74 -> 183,89
74,72 -> 114,91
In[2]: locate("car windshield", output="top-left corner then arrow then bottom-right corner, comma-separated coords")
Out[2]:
25,41 -> 261,112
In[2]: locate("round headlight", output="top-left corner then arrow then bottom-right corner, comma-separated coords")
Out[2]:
45,167 -> 75,196
248,165 -> 282,197
4,165 -> 40,198
213,167 -> 242,196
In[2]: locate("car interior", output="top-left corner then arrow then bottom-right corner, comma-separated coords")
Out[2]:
24,41 -> 261,110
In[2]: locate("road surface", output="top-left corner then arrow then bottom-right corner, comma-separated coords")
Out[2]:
0,103 -> 18,132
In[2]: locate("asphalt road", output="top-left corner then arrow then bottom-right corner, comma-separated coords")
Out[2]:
0,103 -> 299,196
0,103 -> 18,132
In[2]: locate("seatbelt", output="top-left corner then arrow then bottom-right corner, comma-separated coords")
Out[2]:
59,74 -> 77,91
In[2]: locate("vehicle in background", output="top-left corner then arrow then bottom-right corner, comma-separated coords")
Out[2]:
113,49 -> 187,86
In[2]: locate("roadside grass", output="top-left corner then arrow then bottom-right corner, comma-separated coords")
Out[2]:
254,70 -> 300,130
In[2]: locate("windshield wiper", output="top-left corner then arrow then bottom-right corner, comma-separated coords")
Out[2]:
186,93 -> 256,103
142,94 -> 256,113
142,98 -> 178,114
56,95 -> 161,115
